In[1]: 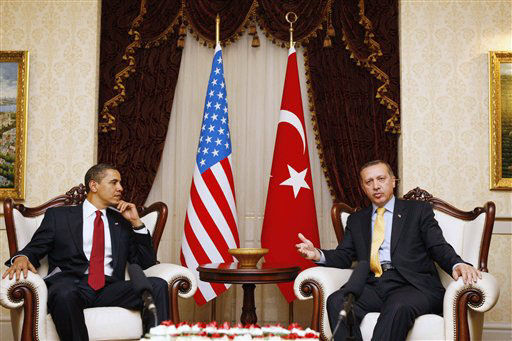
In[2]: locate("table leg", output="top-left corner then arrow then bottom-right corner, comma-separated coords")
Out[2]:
241,284 -> 257,325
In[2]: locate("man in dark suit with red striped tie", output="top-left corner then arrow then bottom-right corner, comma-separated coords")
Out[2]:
3,163 -> 169,341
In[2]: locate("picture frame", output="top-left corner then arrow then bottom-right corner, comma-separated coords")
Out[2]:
489,51 -> 512,190
0,51 -> 28,199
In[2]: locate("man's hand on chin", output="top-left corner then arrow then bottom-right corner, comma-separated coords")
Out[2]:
452,263 -> 482,285
117,200 -> 142,227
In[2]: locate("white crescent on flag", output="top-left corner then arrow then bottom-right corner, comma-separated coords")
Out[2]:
278,109 -> 306,154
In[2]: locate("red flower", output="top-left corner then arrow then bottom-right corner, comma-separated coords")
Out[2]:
288,323 -> 301,330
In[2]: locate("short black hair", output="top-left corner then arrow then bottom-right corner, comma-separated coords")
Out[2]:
84,163 -> 117,192
359,160 -> 395,180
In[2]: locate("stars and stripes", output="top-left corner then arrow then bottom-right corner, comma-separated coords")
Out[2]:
180,44 -> 240,305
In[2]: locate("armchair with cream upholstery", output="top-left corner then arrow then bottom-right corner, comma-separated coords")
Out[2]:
0,184 -> 197,341
294,188 -> 500,341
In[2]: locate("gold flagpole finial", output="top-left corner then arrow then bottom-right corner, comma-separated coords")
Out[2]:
285,12 -> 298,48
216,14 -> 220,46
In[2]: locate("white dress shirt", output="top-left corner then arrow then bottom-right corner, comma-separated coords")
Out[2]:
12,199 -> 150,277
371,196 -> 395,264
83,199 -> 114,276
316,197 -> 395,264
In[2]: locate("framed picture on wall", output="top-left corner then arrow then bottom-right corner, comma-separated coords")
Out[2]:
0,51 -> 28,199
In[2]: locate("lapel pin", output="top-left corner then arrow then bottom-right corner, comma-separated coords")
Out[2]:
115,222 -> 119,225
398,214 -> 402,218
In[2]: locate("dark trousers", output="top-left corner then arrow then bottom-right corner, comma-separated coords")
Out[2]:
327,269 -> 440,341
47,275 -> 169,341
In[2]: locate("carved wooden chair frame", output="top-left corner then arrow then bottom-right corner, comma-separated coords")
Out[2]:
303,187 -> 495,341
3,184 -> 192,341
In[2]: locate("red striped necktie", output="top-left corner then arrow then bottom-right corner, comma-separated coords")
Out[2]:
88,210 -> 105,290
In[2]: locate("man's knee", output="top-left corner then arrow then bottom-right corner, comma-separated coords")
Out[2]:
148,277 -> 168,293
327,290 -> 345,312
384,301 -> 417,319
48,283 -> 82,310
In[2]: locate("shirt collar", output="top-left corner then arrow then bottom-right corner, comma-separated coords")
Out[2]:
372,195 -> 395,215
83,199 -> 107,219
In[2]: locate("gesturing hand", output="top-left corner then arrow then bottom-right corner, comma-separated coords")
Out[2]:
117,200 -> 142,227
2,256 -> 37,281
452,263 -> 482,285
295,233 -> 321,261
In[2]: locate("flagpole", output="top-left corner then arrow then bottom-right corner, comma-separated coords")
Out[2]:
285,12 -> 297,48
216,14 -> 220,46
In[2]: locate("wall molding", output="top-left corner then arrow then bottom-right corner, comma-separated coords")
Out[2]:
483,322 -> 512,340
0,321 -> 13,341
494,218 -> 512,234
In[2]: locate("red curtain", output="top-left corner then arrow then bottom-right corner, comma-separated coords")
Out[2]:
97,0 -> 399,208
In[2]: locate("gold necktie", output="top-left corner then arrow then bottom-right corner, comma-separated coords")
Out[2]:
370,207 -> 386,277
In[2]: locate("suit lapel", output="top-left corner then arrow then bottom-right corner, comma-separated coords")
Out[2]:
67,204 -> 86,259
107,209 -> 121,269
361,206 -> 372,261
391,199 -> 407,256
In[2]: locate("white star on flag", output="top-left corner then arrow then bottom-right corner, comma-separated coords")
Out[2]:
279,165 -> 310,198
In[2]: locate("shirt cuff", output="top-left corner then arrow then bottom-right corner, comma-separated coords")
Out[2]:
315,249 -> 326,264
452,262 -> 464,271
10,254 -> 28,266
133,227 -> 149,235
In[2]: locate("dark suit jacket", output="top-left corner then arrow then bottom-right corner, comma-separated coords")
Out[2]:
7,204 -> 156,286
322,198 -> 464,305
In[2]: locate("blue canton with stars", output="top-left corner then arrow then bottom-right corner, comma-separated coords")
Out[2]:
196,47 -> 233,174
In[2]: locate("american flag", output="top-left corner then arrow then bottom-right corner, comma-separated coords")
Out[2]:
180,44 -> 240,305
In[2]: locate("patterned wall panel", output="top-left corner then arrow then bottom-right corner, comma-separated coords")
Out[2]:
400,0 -> 512,325
0,0 -> 100,331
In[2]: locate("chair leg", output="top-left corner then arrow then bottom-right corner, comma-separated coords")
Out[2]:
211,298 -> 217,321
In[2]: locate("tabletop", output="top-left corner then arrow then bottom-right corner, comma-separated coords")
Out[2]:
197,262 -> 300,284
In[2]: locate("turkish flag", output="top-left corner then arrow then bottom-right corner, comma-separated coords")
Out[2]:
261,47 -> 321,303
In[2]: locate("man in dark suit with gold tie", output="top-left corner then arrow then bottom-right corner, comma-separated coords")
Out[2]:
3,163 -> 169,341
296,160 -> 481,341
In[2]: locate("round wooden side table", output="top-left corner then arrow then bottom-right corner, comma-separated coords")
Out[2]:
197,262 -> 300,325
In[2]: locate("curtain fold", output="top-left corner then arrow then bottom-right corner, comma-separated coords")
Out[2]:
305,0 -> 399,207
184,0 -> 255,46
255,0 -> 330,46
97,0 -> 399,208
98,0 -> 183,206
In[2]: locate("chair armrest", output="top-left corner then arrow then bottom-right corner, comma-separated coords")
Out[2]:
294,267 -> 353,338
443,272 -> 500,340
294,266 -> 353,300
0,271 -> 47,309
0,272 -> 48,341
143,263 -> 197,299
143,263 -> 197,323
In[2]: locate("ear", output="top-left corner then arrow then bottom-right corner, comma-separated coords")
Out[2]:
89,180 -> 98,193
392,177 -> 396,189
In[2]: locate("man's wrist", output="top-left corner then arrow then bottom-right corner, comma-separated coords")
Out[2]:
132,223 -> 146,231
10,254 -> 28,266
